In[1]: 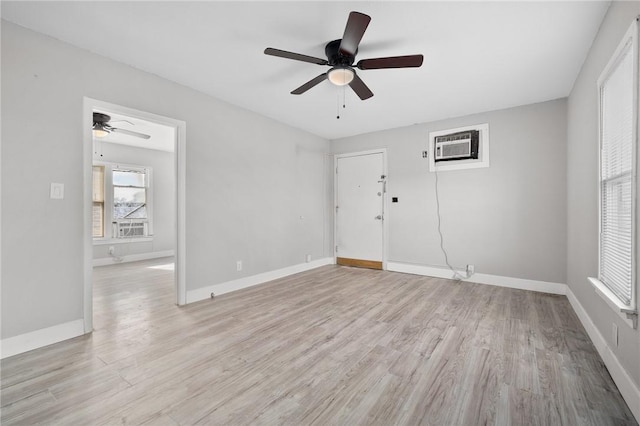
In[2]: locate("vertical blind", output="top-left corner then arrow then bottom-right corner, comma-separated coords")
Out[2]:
600,38 -> 634,307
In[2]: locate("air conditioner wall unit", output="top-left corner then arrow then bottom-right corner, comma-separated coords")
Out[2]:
113,221 -> 148,238
434,130 -> 479,162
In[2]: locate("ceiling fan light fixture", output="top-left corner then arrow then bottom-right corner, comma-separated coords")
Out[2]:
328,67 -> 355,86
93,125 -> 109,138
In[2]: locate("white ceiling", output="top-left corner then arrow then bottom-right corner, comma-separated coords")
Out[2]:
95,110 -> 175,152
2,1 -> 610,140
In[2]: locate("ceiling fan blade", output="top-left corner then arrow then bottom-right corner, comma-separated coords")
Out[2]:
348,73 -> 373,100
111,127 -> 151,139
291,73 -> 328,95
357,54 -> 424,70
264,48 -> 328,65
339,12 -> 371,56
110,119 -> 134,126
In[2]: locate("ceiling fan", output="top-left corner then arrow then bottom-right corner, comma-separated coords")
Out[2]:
93,112 -> 151,139
264,11 -> 423,100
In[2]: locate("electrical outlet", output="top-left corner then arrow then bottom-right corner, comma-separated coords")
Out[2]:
236,261 -> 242,272
108,246 -> 115,255
466,264 -> 475,275
306,254 -> 312,263
612,323 -> 618,347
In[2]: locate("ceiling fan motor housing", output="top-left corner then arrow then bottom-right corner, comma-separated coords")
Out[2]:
93,112 -> 111,124
325,39 -> 356,66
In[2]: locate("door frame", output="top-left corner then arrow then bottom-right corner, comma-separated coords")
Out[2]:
82,97 -> 187,333
334,149 -> 389,270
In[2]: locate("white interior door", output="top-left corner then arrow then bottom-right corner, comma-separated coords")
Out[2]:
335,152 -> 385,269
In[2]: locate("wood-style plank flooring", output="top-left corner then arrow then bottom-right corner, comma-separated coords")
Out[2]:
1,258 -> 636,425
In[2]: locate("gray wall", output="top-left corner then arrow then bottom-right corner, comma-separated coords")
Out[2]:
333,99 -> 567,284
1,21 -> 331,339
567,1 -> 640,388
93,142 -> 176,260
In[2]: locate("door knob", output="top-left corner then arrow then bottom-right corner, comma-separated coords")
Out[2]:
375,215 -> 383,220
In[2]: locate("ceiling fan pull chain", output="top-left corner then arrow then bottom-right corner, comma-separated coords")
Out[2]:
343,85 -> 346,109
336,92 -> 340,119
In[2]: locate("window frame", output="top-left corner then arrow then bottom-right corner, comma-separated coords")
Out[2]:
591,18 -> 639,329
92,161 -> 154,243
113,167 -> 149,221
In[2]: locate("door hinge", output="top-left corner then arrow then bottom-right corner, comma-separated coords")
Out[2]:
335,205 -> 339,213
335,166 -> 338,174
335,245 -> 338,253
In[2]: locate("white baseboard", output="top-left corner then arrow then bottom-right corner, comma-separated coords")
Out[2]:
386,262 -> 567,295
0,319 -> 85,359
93,250 -> 174,267
566,288 -> 640,423
187,257 -> 335,304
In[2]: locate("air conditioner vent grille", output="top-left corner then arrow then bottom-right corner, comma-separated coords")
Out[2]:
434,130 -> 479,162
114,221 -> 148,238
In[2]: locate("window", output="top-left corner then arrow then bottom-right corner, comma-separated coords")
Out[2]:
113,169 -> 148,220
92,162 -> 152,241
594,19 -> 638,322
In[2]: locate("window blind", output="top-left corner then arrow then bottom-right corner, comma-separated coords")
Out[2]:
600,39 -> 634,307
92,166 -> 105,238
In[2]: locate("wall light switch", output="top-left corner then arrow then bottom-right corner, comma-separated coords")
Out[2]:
50,183 -> 64,199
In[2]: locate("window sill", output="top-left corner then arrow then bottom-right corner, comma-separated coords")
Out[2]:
588,277 -> 638,329
93,237 -> 153,246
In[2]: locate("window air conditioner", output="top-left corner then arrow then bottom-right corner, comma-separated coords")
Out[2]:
434,130 -> 479,162
113,221 -> 148,238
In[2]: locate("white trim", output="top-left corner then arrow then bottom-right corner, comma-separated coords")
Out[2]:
83,98 -> 187,335
334,149 -> 388,270
566,287 -> 640,423
93,237 -> 153,245
386,262 -> 567,295
0,319 -> 85,359
428,123 -> 490,172
176,121 -> 187,305
83,99 -> 94,333
93,250 -> 175,267
186,257 -> 334,304
589,277 -> 638,329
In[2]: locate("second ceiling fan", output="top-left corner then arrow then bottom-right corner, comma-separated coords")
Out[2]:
264,11 -> 423,100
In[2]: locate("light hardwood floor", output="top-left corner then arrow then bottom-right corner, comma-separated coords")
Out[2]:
1,258 -> 636,425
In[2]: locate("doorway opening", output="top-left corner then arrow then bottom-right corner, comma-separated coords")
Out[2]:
83,98 -> 186,333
